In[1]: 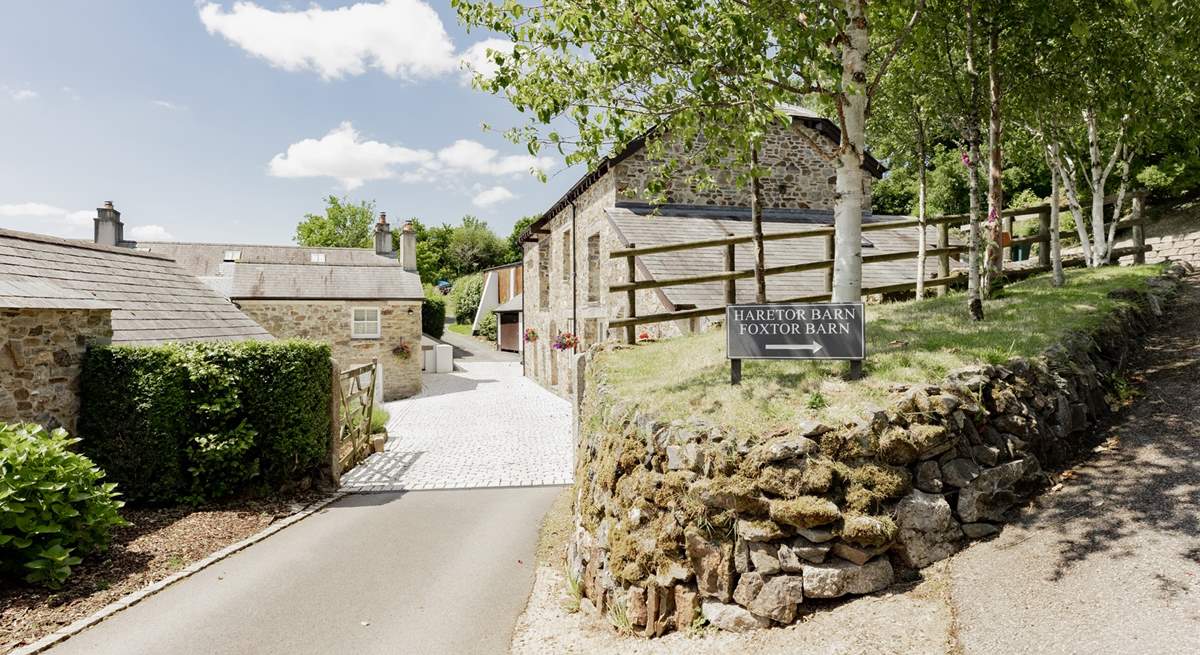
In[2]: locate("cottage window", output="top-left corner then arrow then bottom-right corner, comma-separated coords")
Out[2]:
561,230 -> 572,282
351,307 -> 381,339
586,234 -> 601,302
538,238 -> 550,310
223,250 -> 241,262
310,253 -> 327,263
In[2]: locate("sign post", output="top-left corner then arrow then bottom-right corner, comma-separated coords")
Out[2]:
726,302 -> 866,384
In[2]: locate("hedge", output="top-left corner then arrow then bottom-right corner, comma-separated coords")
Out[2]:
78,340 -> 332,505
422,290 -> 446,339
449,273 -> 484,325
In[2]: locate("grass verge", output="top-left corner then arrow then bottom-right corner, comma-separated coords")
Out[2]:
600,266 -> 1163,431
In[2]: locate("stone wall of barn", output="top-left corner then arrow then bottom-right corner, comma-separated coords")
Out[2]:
0,307 -> 113,433
613,120 -> 869,210
236,299 -> 421,400
567,265 -> 1187,635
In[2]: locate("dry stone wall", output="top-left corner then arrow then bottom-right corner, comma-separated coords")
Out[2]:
569,263 -> 1190,636
0,308 -> 113,433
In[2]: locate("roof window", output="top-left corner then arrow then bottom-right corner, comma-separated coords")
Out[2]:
310,253 -> 326,263
223,250 -> 241,262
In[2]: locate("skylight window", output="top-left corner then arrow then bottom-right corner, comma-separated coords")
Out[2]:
310,253 -> 326,263
223,250 -> 241,262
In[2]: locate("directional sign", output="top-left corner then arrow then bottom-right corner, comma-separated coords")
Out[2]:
726,302 -> 865,360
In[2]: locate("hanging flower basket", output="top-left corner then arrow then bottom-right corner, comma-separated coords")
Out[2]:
392,340 -> 412,360
551,331 -> 579,351
524,328 -> 539,343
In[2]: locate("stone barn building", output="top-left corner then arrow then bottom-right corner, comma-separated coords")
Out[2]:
0,222 -> 271,432
517,108 -> 947,396
140,214 -> 425,401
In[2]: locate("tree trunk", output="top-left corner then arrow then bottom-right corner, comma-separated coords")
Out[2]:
1103,145 -> 1133,263
983,25 -> 1004,293
914,106 -> 928,300
751,146 -> 767,303
831,0 -> 869,305
1085,108 -> 1107,267
964,0 -> 983,321
1049,145 -> 1094,264
1046,142 -> 1065,287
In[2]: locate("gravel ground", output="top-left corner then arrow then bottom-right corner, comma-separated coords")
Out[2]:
511,565 -> 956,655
0,493 -> 323,653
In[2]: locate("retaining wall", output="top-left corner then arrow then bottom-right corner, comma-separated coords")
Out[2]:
569,263 -> 1190,635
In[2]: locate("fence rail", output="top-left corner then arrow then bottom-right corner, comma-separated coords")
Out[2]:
608,193 -> 1149,337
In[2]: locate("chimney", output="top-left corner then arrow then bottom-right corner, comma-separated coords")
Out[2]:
94,201 -> 124,247
374,211 -> 393,256
400,220 -> 417,273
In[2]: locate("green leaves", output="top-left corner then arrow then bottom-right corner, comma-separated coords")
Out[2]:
0,423 -> 126,588
77,341 -> 333,505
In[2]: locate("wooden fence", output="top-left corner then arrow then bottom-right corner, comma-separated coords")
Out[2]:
609,192 -> 1149,341
328,358 -> 378,482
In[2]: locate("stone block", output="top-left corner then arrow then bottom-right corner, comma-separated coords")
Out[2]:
801,557 -> 894,599
701,600 -> 771,632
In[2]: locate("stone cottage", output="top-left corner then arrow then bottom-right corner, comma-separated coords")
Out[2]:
518,108 -> 946,396
138,213 -> 424,401
0,221 -> 272,432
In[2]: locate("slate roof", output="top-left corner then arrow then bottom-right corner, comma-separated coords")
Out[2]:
0,228 -> 272,344
138,241 -> 422,301
521,106 -> 885,243
209,262 -> 424,301
0,278 -> 116,310
494,293 -> 523,313
606,204 -> 960,310
138,241 -> 398,277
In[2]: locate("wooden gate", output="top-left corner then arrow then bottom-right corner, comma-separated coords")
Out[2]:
331,359 -> 377,480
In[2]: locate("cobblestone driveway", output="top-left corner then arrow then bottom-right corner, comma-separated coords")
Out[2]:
340,361 -> 573,491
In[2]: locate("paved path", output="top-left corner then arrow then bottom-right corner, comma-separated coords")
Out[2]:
950,276 -> 1200,654
48,487 -> 562,655
341,361 -> 572,492
436,328 -> 520,363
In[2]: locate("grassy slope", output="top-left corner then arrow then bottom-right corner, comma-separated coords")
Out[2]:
447,323 -> 473,336
599,266 -> 1162,431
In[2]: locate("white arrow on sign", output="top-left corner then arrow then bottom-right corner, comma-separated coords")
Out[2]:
764,343 -> 823,352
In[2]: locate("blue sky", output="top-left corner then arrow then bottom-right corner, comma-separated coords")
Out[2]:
0,0 -> 578,244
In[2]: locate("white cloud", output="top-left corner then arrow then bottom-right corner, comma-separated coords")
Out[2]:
437,139 -> 554,177
0,203 -> 94,238
198,0 -> 458,81
458,38 -> 514,85
268,123 -> 555,190
268,121 -> 433,190
3,86 -> 38,101
152,99 -> 186,111
472,186 -> 515,208
128,224 -> 174,241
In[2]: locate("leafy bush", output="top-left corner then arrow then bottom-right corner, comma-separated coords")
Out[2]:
477,310 -> 498,342
371,407 -> 390,434
0,423 -> 126,587
422,288 -> 446,339
79,340 -> 332,504
449,273 -> 484,325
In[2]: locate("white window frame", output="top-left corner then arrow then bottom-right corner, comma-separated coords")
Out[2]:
310,252 -> 326,263
223,250 -> 241,262
351,307 -> 381,339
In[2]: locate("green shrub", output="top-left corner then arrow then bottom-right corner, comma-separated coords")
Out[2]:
371,407 -> 390,434
79,340 -> 332,504
0,423 -> 126,587
422,289 -> 446,339
449,273 -> 484,325
477,310 -> 498,342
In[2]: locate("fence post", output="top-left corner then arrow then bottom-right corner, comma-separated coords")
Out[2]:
1037,207 -> 1051,268
1132,192 -> 1147,265
625,248 -> 637,344
936,221 -> 950,296
724,243 -> 737,306
572,353 -> 587,449
823,233 -> 835,294
328,358 -> 343,486
1002,214 -> 1013,263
